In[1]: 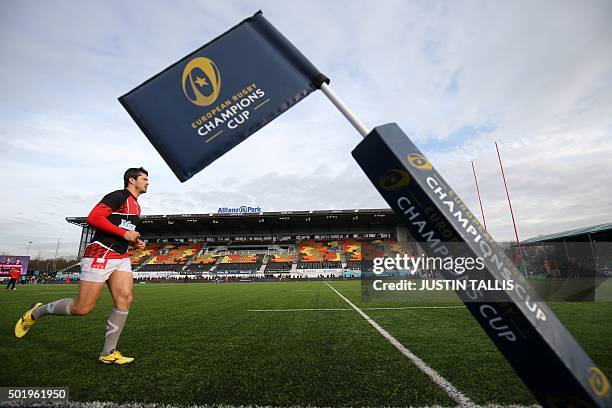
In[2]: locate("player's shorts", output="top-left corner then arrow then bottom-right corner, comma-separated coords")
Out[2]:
80,257 -> 132,283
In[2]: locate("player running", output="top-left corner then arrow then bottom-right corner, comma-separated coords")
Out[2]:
15,167 -> 149,365
5,265 -> 21,291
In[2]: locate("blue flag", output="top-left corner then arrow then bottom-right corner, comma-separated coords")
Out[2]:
119,11 -> 328,182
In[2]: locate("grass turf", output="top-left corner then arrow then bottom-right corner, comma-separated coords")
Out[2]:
1,280 -> 610,407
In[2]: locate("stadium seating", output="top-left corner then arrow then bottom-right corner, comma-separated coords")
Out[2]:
297,240 -> 345,269
341,240 -> 362,261
138,243 -> 202,271
216,254 -> 263,272
361,240 -> 386,259
265,262 -> 293,271
269,254 -> 295,263
294,239 -> 416,270
186,254 -> 217,272
388,241 -> 415,257
360,240 -> 417,271
72,239 -> 420,275
128,242 -> 162,265
146,243 -> 202,265
264,253 -> 295,272
299,240 -> 341,262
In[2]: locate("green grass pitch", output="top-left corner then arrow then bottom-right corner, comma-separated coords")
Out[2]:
1,280 -> 611,407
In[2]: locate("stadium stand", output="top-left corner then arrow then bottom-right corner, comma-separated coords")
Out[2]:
341,240 -> 362,261
57,239 -> 420,279
64,209 -> 424,278
138,243 -> 202,271
359,239 -> 418,271
187,254 -> 217,272
58,210 -> 611,282
128,242 -> 162,266
298,240 -> 342,269
264,253 -> 295,272
361,240 -> 386,258
215,254 -> 263,272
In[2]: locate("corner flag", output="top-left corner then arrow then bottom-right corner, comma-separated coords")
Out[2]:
120,11 -> 328,182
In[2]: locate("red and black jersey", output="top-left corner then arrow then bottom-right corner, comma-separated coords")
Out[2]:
83,189 -> 142,259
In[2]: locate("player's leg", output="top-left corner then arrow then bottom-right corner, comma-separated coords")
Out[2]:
35,266 -> 107,318
15,259 -> 106,338
99,259 -> 134,364
15,280 -> 105,337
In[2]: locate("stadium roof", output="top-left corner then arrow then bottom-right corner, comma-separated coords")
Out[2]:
66,208 -> 401,239
522,222 -> 612,244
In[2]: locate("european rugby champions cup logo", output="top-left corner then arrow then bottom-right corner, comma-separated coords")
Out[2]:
588,367 -> 610,398
379,169 -> 411,191
182,57 -> 221,107
379,153 -> 432,191
407,153 -> 433,171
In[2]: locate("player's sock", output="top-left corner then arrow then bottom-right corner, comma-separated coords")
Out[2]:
32,298 -> 74,320
102,308 -> 129,356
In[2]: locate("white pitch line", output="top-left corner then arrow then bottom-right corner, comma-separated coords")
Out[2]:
290,289 -> 339,291
289,289 -> 360,292
248,308 -> 352,312
247,306 -> 465,312
484,405 -> 541,408
323,281 -> 475,408
366,306 -> 465,310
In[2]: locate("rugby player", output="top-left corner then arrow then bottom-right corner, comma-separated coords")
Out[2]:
6,264 -> 21,291
15,167 -> 149,365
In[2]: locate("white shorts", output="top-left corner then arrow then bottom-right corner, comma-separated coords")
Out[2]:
80,257 -> 133,283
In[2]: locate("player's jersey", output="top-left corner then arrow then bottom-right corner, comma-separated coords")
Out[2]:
10,268 -> 21,280
83,189 -> 142,259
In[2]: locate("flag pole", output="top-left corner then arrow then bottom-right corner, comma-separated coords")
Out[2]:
495,142 -> 520,247
495,141 -> 523,268
471,160 -> 487,231
320,83 -> 369,137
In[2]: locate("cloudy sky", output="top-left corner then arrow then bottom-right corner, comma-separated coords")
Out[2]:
1,1 -> 611,259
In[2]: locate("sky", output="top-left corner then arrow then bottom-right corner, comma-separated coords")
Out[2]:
1,0 -> 611,259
